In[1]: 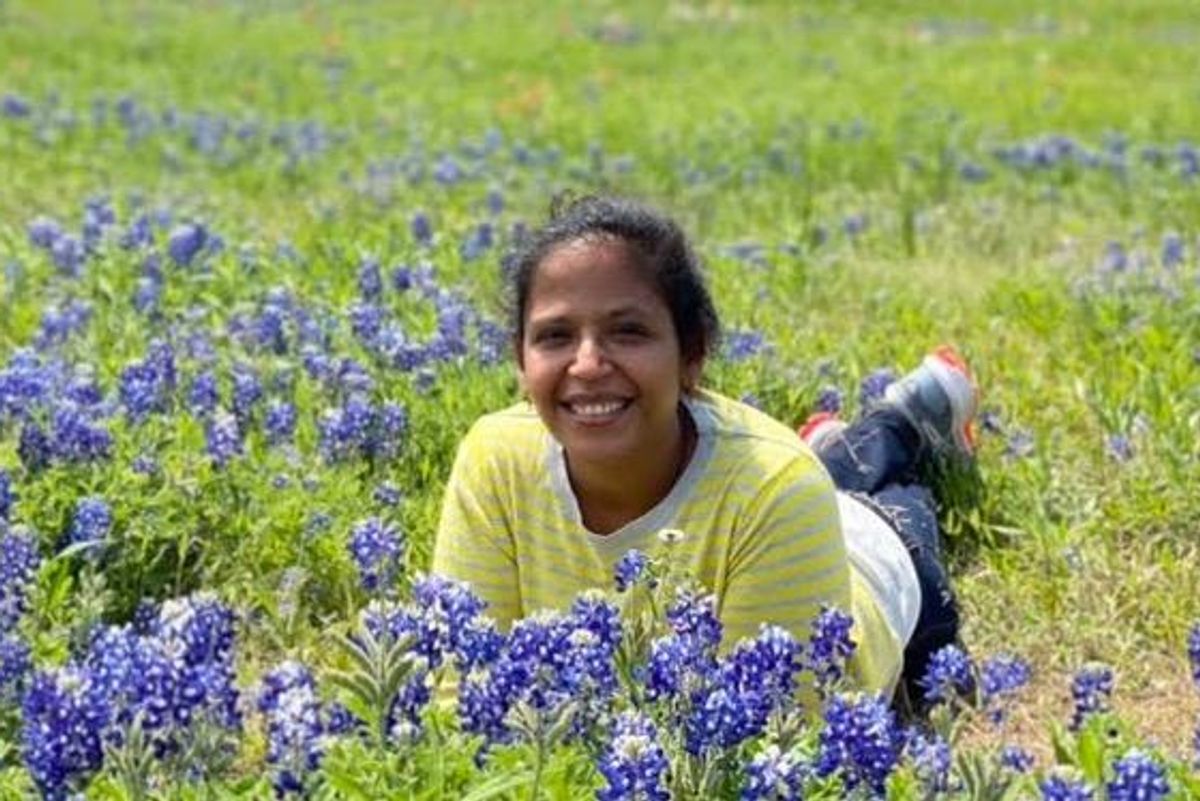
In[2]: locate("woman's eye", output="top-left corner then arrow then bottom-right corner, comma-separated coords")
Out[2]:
614,324 -> 648,338
533,330 -> 570,345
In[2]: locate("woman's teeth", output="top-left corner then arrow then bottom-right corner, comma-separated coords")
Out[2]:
569,400 -> 627,417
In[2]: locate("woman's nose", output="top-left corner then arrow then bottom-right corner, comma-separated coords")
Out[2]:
569,336 -> 609,376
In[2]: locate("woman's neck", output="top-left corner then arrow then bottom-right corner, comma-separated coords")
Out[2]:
567,404 -> 697,535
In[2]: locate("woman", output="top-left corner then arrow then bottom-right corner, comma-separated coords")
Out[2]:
433,195 -> 975,703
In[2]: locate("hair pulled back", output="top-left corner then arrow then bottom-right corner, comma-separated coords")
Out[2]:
506,195 -> 720,369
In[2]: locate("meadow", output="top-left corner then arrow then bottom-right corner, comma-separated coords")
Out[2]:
1,0 -> 1199,797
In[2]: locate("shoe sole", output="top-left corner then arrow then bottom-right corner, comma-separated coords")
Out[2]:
922,351 -> 978,456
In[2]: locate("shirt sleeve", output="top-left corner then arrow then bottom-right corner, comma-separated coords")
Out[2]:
721,451 -> 903,695
431,427 -> 522,630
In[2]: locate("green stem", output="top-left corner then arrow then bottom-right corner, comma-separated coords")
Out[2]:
529,737 -> 546,801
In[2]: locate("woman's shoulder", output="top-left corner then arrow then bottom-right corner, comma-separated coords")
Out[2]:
456,401 -> 549,464
690,389 -> 810,453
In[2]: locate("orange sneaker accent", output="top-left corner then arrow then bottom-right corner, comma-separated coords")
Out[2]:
798,411 -> 839,443
931,344 -> 978,451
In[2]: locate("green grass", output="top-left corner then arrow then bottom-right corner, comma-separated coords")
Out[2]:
2,0 -> 1199,765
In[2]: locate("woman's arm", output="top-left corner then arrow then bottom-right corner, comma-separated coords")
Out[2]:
432,434 -> 521,630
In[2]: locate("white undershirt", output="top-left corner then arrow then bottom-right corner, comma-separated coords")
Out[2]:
837,493 -> 922,646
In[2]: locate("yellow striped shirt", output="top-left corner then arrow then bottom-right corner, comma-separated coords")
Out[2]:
432,389 -> 903,695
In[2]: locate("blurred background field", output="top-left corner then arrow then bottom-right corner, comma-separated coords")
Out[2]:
2,0 -> 1199,786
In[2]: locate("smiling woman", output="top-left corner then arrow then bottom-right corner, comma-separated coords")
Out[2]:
432,195 -> 976,705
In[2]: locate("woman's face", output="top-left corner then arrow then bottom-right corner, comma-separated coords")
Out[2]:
518,237 -> 701,472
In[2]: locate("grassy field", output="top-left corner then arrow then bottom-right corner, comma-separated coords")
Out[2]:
1,0 -> 1199,796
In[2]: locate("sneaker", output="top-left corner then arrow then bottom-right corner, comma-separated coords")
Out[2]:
882,345 -> 979,458
798,411 -> 848,454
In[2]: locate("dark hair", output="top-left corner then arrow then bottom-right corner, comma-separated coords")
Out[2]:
506,195 -> 720,369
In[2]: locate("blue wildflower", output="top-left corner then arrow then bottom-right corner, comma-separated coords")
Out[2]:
720,624 -> 802,725
1005,429 -> 1036,459
357,257 -> 383,300
0,468 -> 15,522
1105,433 -> 1134,462
666,586 -> 722,648
49,404 -> 112,465
411,212 -> 434,246
373,482 -> 403,507
1069,663 -> 1113,730
1000,744 -> 1035,773
741,744 -> 808,801
725,329 -> 768,362
859,368 -> 896,408
1,633 -> 31,702
188,371 -> 220,417
167,223 -> 208,266
28,216 -> 63,249
231,364 -> 263,426
806,605 -> 856,692
597,712 -> 670,801
1,528 -> 42,633
980,653 -> 1031,724
918,644 -> 974,705
816,386 -> 844,414
51,235 -> 86,277
905,729 -> 953,793
614,550 -> 651,592
349,517 -> 405,593
1161,233 -> 1185,269
18,423 -> 51,473
67,496 -> 112,552
374,402 -> 408,459
258,661 -> 327,796
21,667 -> 111,801
1040,771 -> 1095,800
204,410 -> 243,469
1106,750 -> 1169,801
816,692 -> 903,796
264,400 -> 297,446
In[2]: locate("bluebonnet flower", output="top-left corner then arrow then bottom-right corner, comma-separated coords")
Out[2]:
806,605 -> 856,692
153,593 -> 241,730
980,653 -> 1031,724
614,550 -> 652,592
1099,240 -> 1128,273
741,744 -> 807,801
1040,771 -> 1096,800
1069,663 -> 1113,730
188,371 -> 220,417
666,586 -> 722,647
120,213 -> 154,250
486,187 -> 505,216
475,319 -> 508,366
918,644 -> 974,705
843,213 -> 868,238
374,402 -> 408,458
35,300 -> 93,349
1000,744 -> 1035,773
131,454 -> 158,476
51,234 -> 85,276
49,403 -> 113,465
357,257 -> 383,300
1,528 -> 42,633
859,368 -> 896,408
816,386 -> 843,414
905,729 -> 953,793
83,626 -> 180,740
373,481 -> 403,507
1161,233 -> 1185,269
643,631 -> 715,702
231,364 -> 262,426
1105,433 -> 1134,462
816,692 -> 904,796
0,468 -> 14,522
1106,750 -> 1169,801
411,212 -> 434,246
1187,621 -> 1200,688
720,625 -> 801,723
1,633 -> 31,702
347,302 -> 381,349
264,400 -> 297,446
349,517 -> 405,593
21,667 -> 111,801
167,223 -> 208,266
459,223 -> 494,262
318,397 -> 374,463
133,277 -> 160,314
28,216 -> 63,249
258,661 -> 328,796
725,329 -> 768,362
67,496 -> 112,552
119,358 -> 169,422
18,422 -> 51,472
433,154 -> 463,185
597,711 -> 670,801
204,410 -> 243,469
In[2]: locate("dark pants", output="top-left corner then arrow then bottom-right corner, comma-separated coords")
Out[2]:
815,408 -> 962,708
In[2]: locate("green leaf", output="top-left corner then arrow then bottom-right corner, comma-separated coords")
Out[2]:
458,770 -> 535,801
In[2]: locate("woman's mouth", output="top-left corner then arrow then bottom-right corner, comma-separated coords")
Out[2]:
561,398 -> 633,424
